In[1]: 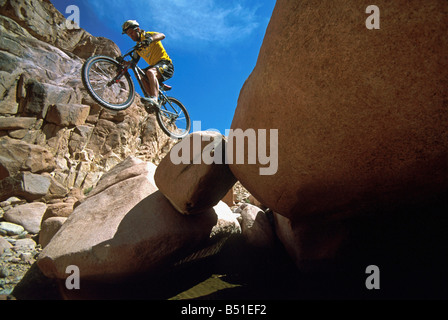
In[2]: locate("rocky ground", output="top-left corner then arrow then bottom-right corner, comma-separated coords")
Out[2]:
0,182 -> 253,300
0,208 -> 41,299
0,235 -> 41,299
0,197 -> 40,299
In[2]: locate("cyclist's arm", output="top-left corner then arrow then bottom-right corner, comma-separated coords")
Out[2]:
144,32 -> 166,43
132,50 -> 141,63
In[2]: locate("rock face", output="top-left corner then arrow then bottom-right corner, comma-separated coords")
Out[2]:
0,0 -> 175,204
0,0 -> 120,60
229,0 -> 448,264
37,157 -> 241,281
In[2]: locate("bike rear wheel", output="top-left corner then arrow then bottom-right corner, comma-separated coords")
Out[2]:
156,97 -> 191,139
81,55 -> 135,111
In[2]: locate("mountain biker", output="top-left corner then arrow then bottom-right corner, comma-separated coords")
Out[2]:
122,20 -> 174,108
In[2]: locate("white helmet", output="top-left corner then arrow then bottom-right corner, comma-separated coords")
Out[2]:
122,20 -> 139,34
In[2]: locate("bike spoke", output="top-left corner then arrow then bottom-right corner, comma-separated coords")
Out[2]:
90,69 -> 109,81
90,69 -> 130,103
83,56 -> 135,110
157,98 -> 190,139
96,63 -> 114,78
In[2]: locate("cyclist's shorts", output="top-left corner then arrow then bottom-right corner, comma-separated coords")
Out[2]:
144,60 -> 174,82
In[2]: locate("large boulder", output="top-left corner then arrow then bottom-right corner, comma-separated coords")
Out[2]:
155,131 -> 237,215
229,0 -> 448,219
37,157 -> 241,281
4,202 -> 47,234
228,0 -> 448,267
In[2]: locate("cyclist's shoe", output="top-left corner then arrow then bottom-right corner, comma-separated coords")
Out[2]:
141,96 -> 160,111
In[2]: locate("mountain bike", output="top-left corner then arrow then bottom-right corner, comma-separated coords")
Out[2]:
81,43 -> 191,139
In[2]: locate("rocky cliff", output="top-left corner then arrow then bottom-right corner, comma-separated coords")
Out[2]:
0,0 -> 176,202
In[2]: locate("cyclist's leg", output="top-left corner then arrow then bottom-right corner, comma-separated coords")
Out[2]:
142,61 -> 173,102
151,60 -> 174,85
143,67 -> 160,98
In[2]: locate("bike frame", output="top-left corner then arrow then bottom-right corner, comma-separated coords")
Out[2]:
117,46 -> 178,119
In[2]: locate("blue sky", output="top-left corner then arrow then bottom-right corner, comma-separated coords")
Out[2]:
51,0 -> 276,134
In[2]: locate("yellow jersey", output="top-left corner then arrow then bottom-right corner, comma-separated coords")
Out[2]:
136,31 -> 172,66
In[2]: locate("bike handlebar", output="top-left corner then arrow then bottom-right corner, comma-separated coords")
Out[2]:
122,40 -> 151,57
117,41 -> 152,66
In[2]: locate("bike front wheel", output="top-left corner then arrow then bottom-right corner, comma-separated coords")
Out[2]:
156,97 -> 191,139
81,55 -> 135,111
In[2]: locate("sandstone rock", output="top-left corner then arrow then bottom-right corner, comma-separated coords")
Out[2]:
39,217 -> 67,248
0,172 -> 51,202
42,124 -> 71,156
0,117 -> 36,130
0,139 -> 55,179
41,201 -> 75,222
0,71 -> 20,115
0,236 -> 13,254
38,157 -> 240,281
4,202 -> 47,234
0,13 -> 85,88
68,124 -> 94,155
229,1 -> 448,219
72,36 -> 121,60
273,213 -> 349,271
45,104 -> 90,127
13,238 -> 36,250
155,131 -> 237,215
236,204 -> 275,248
0,221 -> 24,236
85,119 -> 120,156
42,173 -> 69,200
1,196 -> 25,207
23,80 -> 80,118
18,172 -> 51,201
8,129 -> 28,139
84,156 -> 157,199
